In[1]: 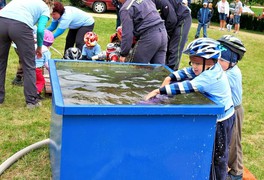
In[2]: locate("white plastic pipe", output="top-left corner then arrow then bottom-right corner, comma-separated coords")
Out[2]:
50,46 -> 64,57
0,138 -> 50,175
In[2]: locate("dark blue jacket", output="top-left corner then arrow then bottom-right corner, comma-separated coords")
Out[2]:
167,0 -> 190,23
119,0 -> 164,56
151,0 -> 177,37
0,0 -> 6,9
197,7 -> 211,24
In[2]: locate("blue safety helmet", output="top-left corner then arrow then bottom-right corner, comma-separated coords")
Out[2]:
183,38 -> 221,60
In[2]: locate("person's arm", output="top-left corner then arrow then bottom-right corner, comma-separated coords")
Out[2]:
119,9 -> 134,58
226,2 -> 229,17
36,15 -> 49,58
53,28 -> 66,39
160,67 -> 197,88
197,9 -> 201,22
145,80 -> 198,100
47,21 -> 59,32
170,67 -> 196,80
94,44 -> 101,55
161,76 -> 172,87
44,51 -> 51,70
81,45 -> 88,60
217,1 -> 221,12
238,3 -> 243,14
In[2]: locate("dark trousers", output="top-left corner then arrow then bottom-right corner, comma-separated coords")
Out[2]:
210,113 -> 235,180
0,17 -> 37,104
14,48 -> 23,79
64,24 -> 94,56
166,14 -> 192,70
131,24 -> 167,64
116,8 -> 121,29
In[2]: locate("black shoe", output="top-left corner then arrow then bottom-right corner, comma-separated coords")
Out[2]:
12,77 -> 23,86
226,172 -> 243,180
195,36 -> 199,39
37,93 -> 44,100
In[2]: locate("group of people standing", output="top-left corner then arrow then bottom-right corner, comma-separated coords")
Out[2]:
195,0 -> 243,39
217,0 -> 243,34
116,0 -> 192,71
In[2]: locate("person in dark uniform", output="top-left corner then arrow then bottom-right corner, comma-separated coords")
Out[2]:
151,0 -> 177,39
151,0 -> 192,70
112,0 -> 122,29
166,0 -> 192,70
118,0 -> 167,64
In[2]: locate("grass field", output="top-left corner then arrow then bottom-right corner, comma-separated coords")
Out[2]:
0,14 -> 263,179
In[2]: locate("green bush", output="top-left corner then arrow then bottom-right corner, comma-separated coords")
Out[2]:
69,0 -> 84,7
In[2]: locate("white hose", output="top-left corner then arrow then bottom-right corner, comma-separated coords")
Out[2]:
50,46 -> 64,57
0,138 -> 50,176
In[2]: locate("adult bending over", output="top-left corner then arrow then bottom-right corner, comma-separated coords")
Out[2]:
0,0 -> 52,109
47,1 -> 95,57
118,0 -> 167,64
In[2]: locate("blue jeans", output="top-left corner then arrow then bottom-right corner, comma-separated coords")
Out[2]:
234,15 -> 241,24
195,23 -> 208,38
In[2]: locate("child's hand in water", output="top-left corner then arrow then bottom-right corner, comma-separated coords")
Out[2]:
144,89 -> 160,101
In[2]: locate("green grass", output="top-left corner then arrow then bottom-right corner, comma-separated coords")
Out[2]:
0,16 -> 264,179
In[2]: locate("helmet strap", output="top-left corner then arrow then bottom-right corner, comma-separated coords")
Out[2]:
202,58 -> 206,72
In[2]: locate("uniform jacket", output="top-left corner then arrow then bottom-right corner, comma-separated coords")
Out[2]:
151,0 -> 177,36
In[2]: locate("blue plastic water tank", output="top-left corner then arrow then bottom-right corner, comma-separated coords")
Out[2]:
49,60 -> 224,180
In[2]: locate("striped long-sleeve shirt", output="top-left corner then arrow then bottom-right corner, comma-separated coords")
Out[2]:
160,63 -> 234,121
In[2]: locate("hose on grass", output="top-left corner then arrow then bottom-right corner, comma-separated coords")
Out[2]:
0,138 -> 50,176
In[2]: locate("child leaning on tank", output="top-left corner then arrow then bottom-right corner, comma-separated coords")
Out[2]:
217,35 -> 246,180
145,37 -> 235,180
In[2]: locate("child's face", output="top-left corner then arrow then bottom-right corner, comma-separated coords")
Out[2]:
190,56 -> 213,75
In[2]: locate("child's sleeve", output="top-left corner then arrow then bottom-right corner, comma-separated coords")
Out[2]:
44,51 -> 51,69
169,67 -> 196,82
94,44 -> 101,55
81,45 -> 88,60
159,80 -> 199,96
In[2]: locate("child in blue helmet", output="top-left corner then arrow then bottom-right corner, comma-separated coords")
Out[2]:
217,35 -> 246,180
145,38 -> 235,180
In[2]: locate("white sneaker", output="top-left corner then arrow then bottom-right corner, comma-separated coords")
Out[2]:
26,101 -> 42,110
